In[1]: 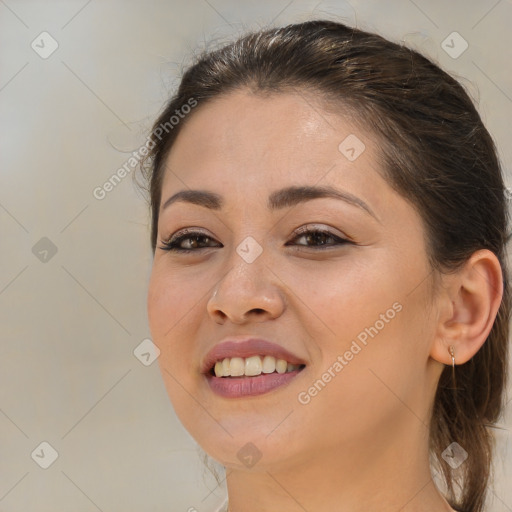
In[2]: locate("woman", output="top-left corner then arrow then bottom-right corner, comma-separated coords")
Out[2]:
141,20 -> 509,512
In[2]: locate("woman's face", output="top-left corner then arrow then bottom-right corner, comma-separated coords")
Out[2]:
147,90 -> 443,470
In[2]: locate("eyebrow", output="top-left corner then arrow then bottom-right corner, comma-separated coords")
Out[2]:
161,185 -> 379,221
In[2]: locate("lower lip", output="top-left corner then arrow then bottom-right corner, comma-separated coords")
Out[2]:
205,369 -> 303,398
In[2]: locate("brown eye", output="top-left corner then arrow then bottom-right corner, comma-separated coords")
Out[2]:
159,231 -> 221,253
287,228 -> 351,249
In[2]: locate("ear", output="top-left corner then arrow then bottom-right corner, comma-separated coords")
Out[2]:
430,249 -> 503,366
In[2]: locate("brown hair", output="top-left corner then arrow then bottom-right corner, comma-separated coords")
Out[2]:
139,20 -> 510,512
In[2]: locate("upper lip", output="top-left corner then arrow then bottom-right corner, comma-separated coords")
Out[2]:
201,337 -> 306,374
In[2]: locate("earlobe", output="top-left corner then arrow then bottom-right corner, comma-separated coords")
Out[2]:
430,249 -> 503,366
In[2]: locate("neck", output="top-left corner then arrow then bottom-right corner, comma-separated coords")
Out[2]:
224,418 -> 455,512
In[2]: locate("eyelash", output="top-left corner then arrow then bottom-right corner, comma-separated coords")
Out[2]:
158,226 -> 352,253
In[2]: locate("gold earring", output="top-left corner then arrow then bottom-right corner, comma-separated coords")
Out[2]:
448,345 -> 455,368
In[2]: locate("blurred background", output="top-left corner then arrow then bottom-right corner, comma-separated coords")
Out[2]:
0,0 -> 511,510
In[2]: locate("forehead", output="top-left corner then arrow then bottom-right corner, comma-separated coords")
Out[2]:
160,89 -> 390,217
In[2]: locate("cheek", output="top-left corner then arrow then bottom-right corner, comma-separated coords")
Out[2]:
288,256 -> 423,403
147,265 -> 207,429
292,308 -> 420,451
147,265 -> 201,372
283,257 -> 399,352
148,262 -> 201,333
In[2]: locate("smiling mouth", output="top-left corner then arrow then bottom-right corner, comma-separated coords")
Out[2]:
209,355 -> 306,378
205,355 -> 306,398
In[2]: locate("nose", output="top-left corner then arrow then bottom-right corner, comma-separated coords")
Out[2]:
206,255 -> 286,324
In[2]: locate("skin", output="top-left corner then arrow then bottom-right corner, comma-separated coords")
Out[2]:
147,89 -> 503,512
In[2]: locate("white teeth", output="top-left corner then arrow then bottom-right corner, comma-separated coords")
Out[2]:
221,357 -> 230,376
229,357 -> 244,377
214,361 -> 223,377
245,355 -> 262,376
213,355 -> 302,377
276,359 -> 287,374
262,355 -> 276,374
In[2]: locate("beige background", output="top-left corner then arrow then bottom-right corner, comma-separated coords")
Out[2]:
0,0 -> 511,511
